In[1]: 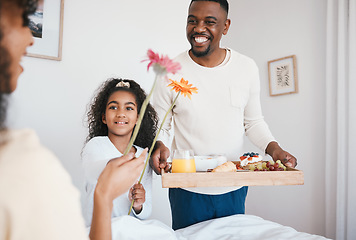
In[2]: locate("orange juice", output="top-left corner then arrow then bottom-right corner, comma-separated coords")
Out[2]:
172,158 -> 196,173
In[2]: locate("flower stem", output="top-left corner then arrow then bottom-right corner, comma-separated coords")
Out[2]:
123,74 -> 159,156
128,90 -> 181,215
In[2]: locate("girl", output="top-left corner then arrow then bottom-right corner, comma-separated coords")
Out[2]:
82,78 -> 158,227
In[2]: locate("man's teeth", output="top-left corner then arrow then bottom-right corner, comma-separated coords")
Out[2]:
195,37 -> 208,43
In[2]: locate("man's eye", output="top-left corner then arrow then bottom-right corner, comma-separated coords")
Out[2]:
188,19 -> 197,24
206,21 -> 216,25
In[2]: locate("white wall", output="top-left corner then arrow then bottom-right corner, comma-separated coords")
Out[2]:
7,0 -> 328,238
226,0 -> 327,236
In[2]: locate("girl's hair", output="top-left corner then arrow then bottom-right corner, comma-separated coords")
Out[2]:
86,78 -> 158,149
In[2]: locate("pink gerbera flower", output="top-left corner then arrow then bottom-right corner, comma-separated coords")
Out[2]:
127,49 -> 181,215
143,49 -> 181,75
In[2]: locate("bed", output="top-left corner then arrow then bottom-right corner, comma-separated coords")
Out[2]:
98,214 -> 331,240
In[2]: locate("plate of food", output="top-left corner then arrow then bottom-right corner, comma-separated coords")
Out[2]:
194,155 -> 227,172
161,152 -> 304,188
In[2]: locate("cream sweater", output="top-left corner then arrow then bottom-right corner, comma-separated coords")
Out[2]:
153,49 -> 275,194
0,129 -> 88,240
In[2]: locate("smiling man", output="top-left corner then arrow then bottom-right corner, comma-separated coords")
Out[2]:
186,0 -> 230,65
151,0 -> 297,230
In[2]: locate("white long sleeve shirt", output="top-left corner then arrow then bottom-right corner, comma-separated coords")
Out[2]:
152,48 -> 275,194
81,137 -> 152,226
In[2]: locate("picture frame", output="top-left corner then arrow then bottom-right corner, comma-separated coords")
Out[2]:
268,55 -> 298,96
26,0 -> 64,61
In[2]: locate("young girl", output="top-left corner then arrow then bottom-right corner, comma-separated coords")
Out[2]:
82,78 -> 158,227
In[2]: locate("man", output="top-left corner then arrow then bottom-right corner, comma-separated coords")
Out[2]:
151,0 -> 297,230
0,1 -> 146,239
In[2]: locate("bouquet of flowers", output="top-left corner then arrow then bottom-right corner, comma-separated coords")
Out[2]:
127,49 -> 198,214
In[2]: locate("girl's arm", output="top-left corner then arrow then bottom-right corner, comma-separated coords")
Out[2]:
129,183 -> 145,214
130,167 -> 153,219
89,149 -> 147,240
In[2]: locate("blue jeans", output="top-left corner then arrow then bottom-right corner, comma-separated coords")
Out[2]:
169,186 -> 248,230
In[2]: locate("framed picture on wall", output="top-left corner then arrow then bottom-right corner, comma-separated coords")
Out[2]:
26,0 -> 64,61
268,55 -> 298,96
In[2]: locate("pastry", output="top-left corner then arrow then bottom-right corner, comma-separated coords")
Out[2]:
212,161 -> 236,172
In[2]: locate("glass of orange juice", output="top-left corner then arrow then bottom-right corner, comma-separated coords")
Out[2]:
171,149 -> 196,173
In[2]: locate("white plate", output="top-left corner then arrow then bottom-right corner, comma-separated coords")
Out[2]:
194,155 -> 227,172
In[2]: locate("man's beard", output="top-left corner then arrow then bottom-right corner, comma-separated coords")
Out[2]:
191,45 -> 211,58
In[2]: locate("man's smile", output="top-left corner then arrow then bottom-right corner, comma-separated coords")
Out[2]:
194,36 -> 209,43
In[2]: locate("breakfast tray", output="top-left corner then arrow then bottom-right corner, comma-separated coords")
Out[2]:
161,167 -> 304,188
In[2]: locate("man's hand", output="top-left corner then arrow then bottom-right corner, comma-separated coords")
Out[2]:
150,141 -> 170,175
266,141 -> 297,168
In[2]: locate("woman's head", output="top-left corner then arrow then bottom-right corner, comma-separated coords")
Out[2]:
0,0 -> 37,130
86,78 -> 158,149
0,0 -> 36,93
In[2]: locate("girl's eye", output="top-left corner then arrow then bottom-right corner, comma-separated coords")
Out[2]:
109,106 -> 117,110
127,107 -> 134,111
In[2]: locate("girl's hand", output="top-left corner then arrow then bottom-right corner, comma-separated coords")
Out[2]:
129,183 -> 146,214
95,148 -> 148,205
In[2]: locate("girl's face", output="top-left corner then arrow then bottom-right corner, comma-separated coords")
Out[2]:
102,90 -> 138,140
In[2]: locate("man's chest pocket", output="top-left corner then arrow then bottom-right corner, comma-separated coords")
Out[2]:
229,86 -> 249,109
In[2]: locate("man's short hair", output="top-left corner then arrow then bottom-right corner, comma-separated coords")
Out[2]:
190,0 -> 229,15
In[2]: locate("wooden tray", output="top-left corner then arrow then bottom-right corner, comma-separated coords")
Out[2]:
161,167 -> 304,188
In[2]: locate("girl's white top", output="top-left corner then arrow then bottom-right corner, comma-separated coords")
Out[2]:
82,136 -> 152,227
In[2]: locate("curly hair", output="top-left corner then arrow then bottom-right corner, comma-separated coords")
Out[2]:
85,78 -> 158,150
0,0 -> 38,130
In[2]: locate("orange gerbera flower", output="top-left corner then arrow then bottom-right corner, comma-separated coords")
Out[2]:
168,78 -> 198,99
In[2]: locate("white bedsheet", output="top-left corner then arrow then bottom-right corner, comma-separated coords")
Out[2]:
88,214 -> 331,240
175,215 -> 331,240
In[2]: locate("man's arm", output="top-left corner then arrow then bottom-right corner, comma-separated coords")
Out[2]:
243,61 -> 296,167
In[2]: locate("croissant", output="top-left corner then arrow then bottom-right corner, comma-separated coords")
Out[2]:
212,161 -> 236,172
